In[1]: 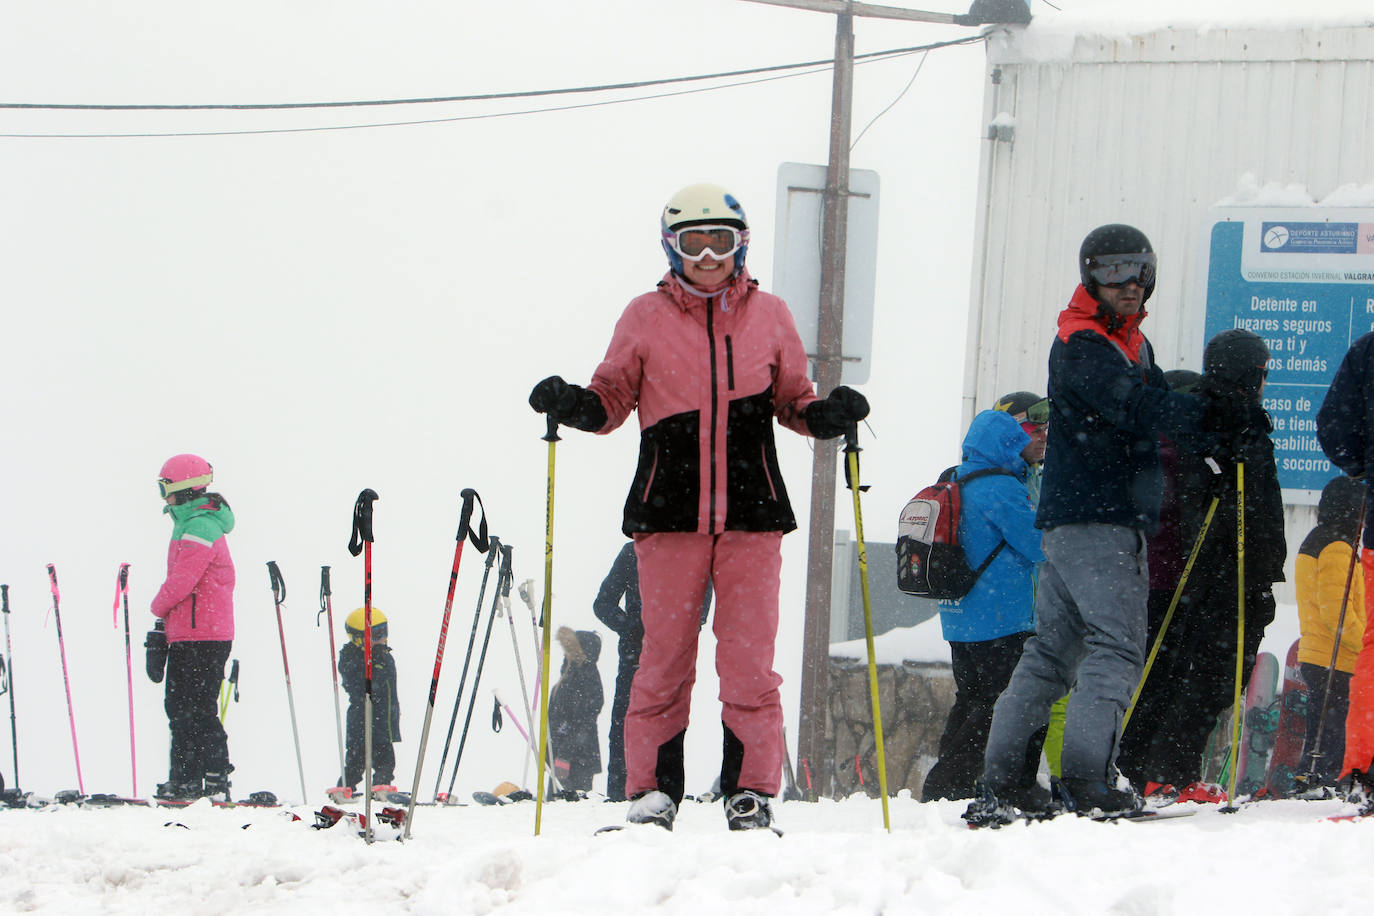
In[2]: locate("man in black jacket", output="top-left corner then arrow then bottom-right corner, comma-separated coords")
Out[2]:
970,225 -> 1240,824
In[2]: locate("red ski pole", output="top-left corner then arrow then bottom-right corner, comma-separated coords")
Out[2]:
113,564 -> 137,798
348,489 -> 379,843
404,488 -> 487,838
45,564 -> 84,795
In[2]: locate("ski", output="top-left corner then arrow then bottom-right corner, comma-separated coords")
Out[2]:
594,822 -> 783,837
155,791 -> 280,809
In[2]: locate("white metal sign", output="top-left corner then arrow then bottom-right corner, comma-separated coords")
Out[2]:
772,162 -> 879,385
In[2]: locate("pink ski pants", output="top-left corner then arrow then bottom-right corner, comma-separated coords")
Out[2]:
624,530 -> 784,798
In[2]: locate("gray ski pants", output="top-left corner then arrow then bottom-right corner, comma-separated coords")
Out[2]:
983,523 -> 1148,786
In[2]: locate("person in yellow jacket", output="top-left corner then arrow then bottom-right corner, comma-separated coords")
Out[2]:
1296,476 -> 1366,784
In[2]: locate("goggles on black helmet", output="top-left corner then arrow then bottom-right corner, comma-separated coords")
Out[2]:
668,224 -> 744,262
1085,252 -> 1157,290
1024,397 -> 1050,426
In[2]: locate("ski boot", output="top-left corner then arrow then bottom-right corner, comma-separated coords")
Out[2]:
1343,769 -> 1374,815
625,790 -> 677,831
203,769 -> 233,804
962,777 -> 1059,828
723,790 -> 775,832
155,779 -> 203,802
1058,777 -> 1141,818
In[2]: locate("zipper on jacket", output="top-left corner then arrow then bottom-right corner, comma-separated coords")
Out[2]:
641,445 -> 659,503
760,444 -> 778,500
725,335 -> 735,391
707,299 -> 720,530
190,595 -> 197,629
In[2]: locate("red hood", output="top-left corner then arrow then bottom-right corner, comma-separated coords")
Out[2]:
1056,284 -> 1147,363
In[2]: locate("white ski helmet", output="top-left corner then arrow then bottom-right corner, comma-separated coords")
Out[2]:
660,183 -> 750,276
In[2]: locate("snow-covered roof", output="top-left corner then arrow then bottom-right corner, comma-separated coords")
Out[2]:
1003,0 -> 1374,62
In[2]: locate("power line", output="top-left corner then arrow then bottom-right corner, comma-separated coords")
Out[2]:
0,35 -> 983,111
0,35 -> 983,140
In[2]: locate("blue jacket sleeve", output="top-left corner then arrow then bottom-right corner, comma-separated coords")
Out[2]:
980,478 -> 1045,564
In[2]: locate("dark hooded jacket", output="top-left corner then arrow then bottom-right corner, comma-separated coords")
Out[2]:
548,629 -> 604,775
1317,331 -> 1374,547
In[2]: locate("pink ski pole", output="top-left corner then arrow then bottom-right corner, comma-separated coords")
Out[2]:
113,564 -> 137,798
46,564 -> 84,794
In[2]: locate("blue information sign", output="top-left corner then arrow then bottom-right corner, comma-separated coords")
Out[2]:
1204,209 -> 1374,500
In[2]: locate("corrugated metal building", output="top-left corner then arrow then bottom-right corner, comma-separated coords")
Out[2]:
963,16 -> 1374,593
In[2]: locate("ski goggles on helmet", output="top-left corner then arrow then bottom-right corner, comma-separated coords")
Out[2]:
667,224 -> 745,262
158,473 -> 213,498
1085,252 -> 1156,289
1024,397 -> 1050,426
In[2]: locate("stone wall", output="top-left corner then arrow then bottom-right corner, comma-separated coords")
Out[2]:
819,655 -> 956,799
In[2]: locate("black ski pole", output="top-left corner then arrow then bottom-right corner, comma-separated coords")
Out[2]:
268,561 -> 308,806
46,564 -> 84,794
431,535 -> 501,802
348,488 -> 379,843
1,585 -> 17,791
1301,488 -> 1368,783
318,566 -> 346,790
113,564 -> 137,798
405,489 -> 488,837
446,542 -> 513,800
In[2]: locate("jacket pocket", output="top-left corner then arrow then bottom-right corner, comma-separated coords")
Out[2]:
725,335 -> 736,391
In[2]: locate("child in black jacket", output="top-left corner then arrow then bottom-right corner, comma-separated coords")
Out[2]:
339,607 -> 402,791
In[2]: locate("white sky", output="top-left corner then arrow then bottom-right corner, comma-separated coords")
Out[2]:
0,0 -> 1364,802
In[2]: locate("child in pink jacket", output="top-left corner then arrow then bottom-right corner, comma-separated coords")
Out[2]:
150,454 -> 236,801
529,183 -> 868,831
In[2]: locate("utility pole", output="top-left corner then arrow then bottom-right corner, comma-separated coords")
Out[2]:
738,0 -> 1015,797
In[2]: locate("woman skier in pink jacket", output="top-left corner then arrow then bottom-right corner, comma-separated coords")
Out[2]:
529,183 -> 868,831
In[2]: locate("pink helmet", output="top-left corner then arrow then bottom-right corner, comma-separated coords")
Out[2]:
158,453 -> 214,499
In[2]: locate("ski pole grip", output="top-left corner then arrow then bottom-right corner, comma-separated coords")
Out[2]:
543,415 -> 561,443
484,536 -> 502,570
318,566 -> 331,625
457,487 -> 491,552
1,584 -> 8,614
348,488 -> 379,557
46,564 -> 59,601
267,561 -> 286,606
499,544 -> 515,595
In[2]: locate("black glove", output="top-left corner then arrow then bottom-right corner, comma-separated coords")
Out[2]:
805,386 -> 870,439
528,375 -> 608,432
145,620 -> 168,684
1199,384 -> 1249,439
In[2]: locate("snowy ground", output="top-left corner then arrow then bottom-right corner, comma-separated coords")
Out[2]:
0,790 -> 1368,915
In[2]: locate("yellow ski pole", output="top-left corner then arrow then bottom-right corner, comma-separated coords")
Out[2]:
535,416 -> 559,836
843,425 -> 890,831
1123,495 -> 1219,732
1224,461 -> 1246,810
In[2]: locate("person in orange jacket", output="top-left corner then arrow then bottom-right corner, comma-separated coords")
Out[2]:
1296,476 -> 1367,786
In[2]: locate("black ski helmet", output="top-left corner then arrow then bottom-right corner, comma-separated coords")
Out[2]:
1203,329 -> 1270,396
1079,224 -> 1156,303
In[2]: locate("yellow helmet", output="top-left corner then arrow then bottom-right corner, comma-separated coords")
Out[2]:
345,607 -> 388,643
